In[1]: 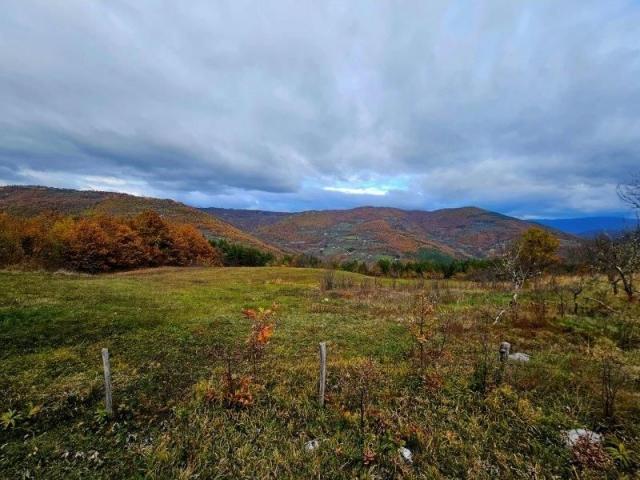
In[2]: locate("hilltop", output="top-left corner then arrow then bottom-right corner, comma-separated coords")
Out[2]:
0,186 -> 282,255
203,206 -> 576,260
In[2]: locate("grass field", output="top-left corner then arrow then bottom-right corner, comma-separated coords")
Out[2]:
1,267 -> 638,478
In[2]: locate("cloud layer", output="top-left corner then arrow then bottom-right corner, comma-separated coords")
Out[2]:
1,0 -> 639,217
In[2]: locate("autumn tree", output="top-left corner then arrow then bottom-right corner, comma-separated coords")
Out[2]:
96,215 -> 147,269
0,213 -> 66,268
513,227 -> 560,277
168,223 -> 221,266
130,210 -> 174,266
0,209 -> 221,272
496,227 -> 560,321
0,213 -> 23,267
61,218 -> 113,273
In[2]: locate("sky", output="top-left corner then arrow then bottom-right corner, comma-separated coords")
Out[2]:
1,1 -> 639,218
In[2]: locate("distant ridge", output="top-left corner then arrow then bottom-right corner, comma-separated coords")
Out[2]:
534,216 -> 637,237
0,186 -> 283,255
0,185 -> 579,261
203,205 -> 577,260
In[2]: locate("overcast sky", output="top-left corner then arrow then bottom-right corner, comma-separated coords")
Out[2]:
1,1 -> 639,218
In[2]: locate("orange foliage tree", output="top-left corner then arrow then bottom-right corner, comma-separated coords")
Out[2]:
129,210 -> 174,266
243,305 -> 277,373
0,213 -> 23,267
0,209 -> 221,272
61,218 -> 113,273
167,223 -> 220,266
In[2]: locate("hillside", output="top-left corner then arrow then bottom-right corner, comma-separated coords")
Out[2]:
0,186 -> 282,255
204,206 -> 577,260
203,207 -> 291,231
0,186 -> 577,261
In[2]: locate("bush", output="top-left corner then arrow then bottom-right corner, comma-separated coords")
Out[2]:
284,253 -> 322,268
210,239 -> 274,266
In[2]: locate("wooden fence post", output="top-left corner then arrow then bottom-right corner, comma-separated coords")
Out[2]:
101,348 -> 113,415
318,342 -> 327,407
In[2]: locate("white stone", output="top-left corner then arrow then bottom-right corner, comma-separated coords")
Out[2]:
398,447 -> 413,464
305,439 -> 320,451
508,352 -> 530,362
499,342 -> 511,361
564,429 -> 602,447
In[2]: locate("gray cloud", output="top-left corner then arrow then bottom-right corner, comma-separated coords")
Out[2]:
1,0 -> 639,217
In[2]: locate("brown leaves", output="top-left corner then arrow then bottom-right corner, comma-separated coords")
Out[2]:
245,305 -> 278,354
256,324 -> 274,345
571,436 -> 611,471
223,374 -> 254,409
362,448 -> 376,466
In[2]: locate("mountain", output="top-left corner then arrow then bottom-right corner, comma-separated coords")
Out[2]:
204,207 -> 291,232
203,206 -> 577,260
0,186 -> 282,254
1,186 -> 579,261
534,217 -> 637,237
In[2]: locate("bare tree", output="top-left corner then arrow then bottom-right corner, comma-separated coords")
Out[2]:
587,231 -> 640,302
569,279 -> 585,315
618,175 -> 640,211
497,246 -> 528,320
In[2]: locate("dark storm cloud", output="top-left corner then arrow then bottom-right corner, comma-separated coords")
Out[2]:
1,0 -> 639,216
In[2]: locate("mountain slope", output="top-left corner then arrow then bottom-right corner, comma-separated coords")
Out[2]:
0,186 -> 283,255
204,206 -> 577,260
202,207 -> 290,232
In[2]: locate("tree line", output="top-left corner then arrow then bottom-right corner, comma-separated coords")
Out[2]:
0,210 -> 220,273
332,256 -> 495,279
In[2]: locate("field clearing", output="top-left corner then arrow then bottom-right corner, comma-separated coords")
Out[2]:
1,267 -> 639,478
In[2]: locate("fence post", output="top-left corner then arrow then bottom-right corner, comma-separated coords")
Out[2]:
318,342 -> 327,407
101,348 -> 113,415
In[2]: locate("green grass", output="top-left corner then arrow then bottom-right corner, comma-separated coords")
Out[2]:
1,267 -> 638,478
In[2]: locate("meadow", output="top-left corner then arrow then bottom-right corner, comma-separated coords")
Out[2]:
1,267 -> 638,479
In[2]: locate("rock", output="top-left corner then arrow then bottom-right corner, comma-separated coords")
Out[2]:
564,429 -> 602,447
398,447 -> 413,464
305,439 -> 320,451
508,352 -> 530,362
499,342 -> 511,361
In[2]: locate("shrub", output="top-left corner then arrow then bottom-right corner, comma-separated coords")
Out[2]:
321,270 -> 336,291
243,305 -> 277,374
288,253 -> 322,268
210,239 -> 274,266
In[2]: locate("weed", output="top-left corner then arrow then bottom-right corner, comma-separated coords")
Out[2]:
1,409 -> 21,430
